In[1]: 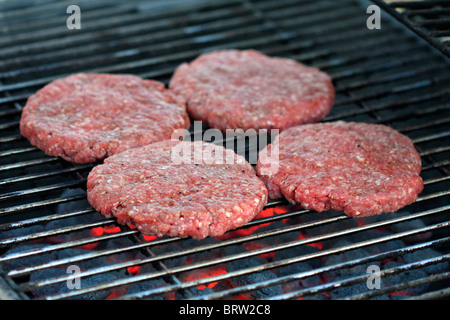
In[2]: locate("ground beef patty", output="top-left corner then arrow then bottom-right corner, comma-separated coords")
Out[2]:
20,73 -> 190,163
87,140 -> 268,239
256,121 -> 423,217
169,49 -> 334,131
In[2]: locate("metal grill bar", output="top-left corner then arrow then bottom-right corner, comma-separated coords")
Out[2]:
0,180 -> 85,202
0,219 -> 116,247
0,193 -> 87,216
0,147 -> 37,158
0,158 -> 60,172
0,208 -> 94,234
0,165 -> 92,186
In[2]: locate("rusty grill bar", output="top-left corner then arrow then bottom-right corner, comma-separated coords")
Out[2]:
0,0 -> 450,300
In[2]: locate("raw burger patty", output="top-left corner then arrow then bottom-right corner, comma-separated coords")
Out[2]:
256,121 -> 423,217
20,73 -> 190,163
87,140 -> 268,239
169,49 -> 334,131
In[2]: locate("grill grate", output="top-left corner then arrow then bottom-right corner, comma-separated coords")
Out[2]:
0,0 -> 450,300
374,0 -> 450,58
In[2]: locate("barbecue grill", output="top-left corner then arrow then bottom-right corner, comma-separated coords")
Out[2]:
1,0 -> 450,301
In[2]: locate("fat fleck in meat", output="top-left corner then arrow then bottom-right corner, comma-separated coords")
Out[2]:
256,121 -> 423,217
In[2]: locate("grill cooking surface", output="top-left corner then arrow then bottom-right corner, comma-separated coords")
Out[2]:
375,0 -> 450,58
1,0 -> 450,300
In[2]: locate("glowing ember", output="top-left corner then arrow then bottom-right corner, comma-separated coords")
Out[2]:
127,266 -> 141,275
181,265 -> 227,290
103,225 -> 121,233
217,206 -> 289,240
297,232 -> 323,250
141,234 -> 157,241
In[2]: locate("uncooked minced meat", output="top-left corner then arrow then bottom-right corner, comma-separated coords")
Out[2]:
169,49 -> 334,131
256,121 -> 423,217
20,73 -> 190,163
87,140 -> 268,239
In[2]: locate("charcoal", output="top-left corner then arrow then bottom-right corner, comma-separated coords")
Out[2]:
29,267 -> 69,297
30,267 -> 118,299
125,278 -> 168,300
288,210 -> 324,226
383,261 -> 430,296
388,217 -> 432,243
224,257 -> 283,299
222,244 -> 248,256
389,293 -> 409,300
54,248 -> 99,265
150,238 -> 217,268
60,273 -> 118,300
55,248 -> 129,278
302,293 -> 329,300
158,253 -> 188,269
274,245 -> 322,288
274,244 -> 321,269
280,272 -> 323,295
356,212 -> 432,243
401,248 -> 450,275
25,246 -> 128,299
44,212 -> 102,244
328,273 -> 388,300
354,214 -> 387,225
55,188 -> 91,214
362,231 -> 405,255
343,229 -> 386,245
1,244 -> 122,273
125,263 -> 170,300
1,224 -> 45,241
297,211 -> 359,239
170,237 -> 222,268
43,188 -> 103,244
175,287 -> 215,299
97,236 -> 143,263
322,240 -> 380,279
275,255 -> 315,278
